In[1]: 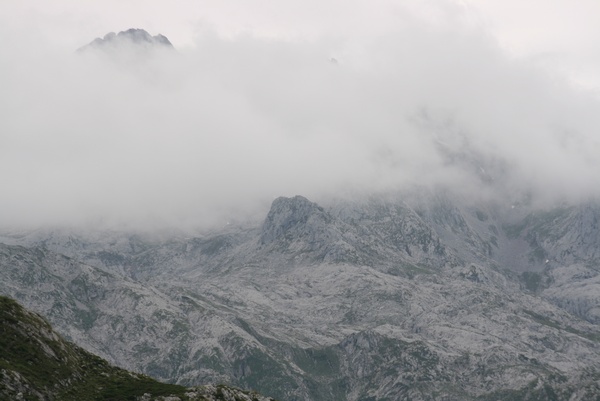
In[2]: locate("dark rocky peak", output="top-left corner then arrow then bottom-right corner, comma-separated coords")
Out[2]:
257,196 -> 367,265
260,195 -> 333,245
78,28 -> 174,52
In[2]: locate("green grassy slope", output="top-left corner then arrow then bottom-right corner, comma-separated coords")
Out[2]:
0,295 -> 275,401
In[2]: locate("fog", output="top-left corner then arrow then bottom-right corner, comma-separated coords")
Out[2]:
1,1 -> 600,229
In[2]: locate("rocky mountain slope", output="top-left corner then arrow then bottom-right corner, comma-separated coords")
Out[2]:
0,295 -> 275,401
2,191 -> 600,400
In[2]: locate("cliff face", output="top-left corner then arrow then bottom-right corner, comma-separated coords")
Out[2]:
2,192 -> 600,400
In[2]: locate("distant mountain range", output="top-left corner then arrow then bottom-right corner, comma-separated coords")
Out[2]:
2,189 -> 600,400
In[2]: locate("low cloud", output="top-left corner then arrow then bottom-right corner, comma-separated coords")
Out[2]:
1,4 -> 599,229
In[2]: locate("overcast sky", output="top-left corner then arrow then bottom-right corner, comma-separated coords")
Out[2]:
1,0 -> 600,229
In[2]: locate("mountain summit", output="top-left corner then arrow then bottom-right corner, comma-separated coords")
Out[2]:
77,28 -> 174,52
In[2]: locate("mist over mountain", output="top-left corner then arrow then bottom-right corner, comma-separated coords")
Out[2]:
1,11 -> 600,230
2,8 -> 600,400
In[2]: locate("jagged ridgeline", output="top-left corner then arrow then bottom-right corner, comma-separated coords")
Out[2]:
0,295 -> 275,401
77,28 -> 174,53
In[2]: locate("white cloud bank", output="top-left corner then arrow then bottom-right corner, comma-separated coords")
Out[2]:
1,1 -> 599,229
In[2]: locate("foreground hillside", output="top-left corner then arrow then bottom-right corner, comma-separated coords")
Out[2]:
2,191 -> 600,400
0,295 -> 275,401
